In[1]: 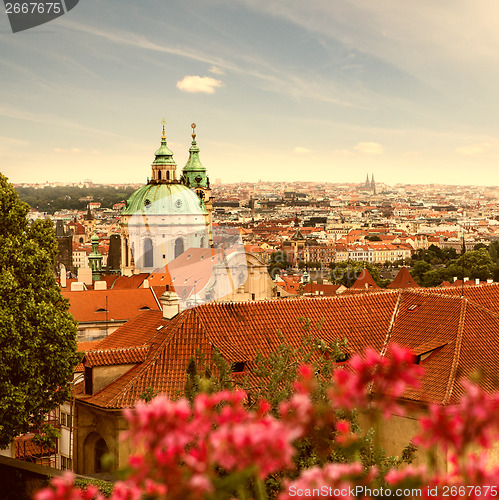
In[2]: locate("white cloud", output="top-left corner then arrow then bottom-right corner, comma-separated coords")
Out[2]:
293,147 -> 312,154
176,75 -> 223,94
209,65 -> 225,75
354,142 -> 384,155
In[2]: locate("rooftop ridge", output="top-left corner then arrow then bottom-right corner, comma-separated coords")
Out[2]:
193,289 -> 400,311
443,297 -> 467,405
89,345 -> 150,353
380,290 -> 403,357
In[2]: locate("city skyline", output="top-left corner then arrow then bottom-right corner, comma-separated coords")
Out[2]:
2,1 -> 499,186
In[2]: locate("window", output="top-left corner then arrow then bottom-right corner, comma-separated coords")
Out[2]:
232,362 -> 246,373
144,238 -> 154,268
61,456 -> 72,471
174,238 -> 184,259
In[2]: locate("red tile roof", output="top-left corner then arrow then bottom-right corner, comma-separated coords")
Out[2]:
85,346 -> 150,367
350,269 -> 381,290
387,267 -> 420,289
111,273 -> 149,289
75,285 -> 499,410
62,288 -> 160,323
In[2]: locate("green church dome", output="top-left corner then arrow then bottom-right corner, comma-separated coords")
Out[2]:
122,182 -> 207,216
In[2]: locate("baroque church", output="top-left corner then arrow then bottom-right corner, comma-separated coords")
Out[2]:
120,122 -> 213,276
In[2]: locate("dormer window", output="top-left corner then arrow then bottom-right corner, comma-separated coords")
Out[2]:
232,362 -> 246,373
95,308 -> 108,313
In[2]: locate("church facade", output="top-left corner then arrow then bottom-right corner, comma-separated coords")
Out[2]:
120,123 -> 213,276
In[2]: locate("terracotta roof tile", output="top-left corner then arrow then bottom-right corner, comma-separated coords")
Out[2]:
62,288 -> 160,323
76,286 -> 499,410
387,267 -> 420,289
84,346 -> 150,367
350,269 -> 381,290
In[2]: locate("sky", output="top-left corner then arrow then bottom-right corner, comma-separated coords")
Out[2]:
1,0 -> 499,186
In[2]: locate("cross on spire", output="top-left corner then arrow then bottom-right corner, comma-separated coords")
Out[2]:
161,118 -> 166,138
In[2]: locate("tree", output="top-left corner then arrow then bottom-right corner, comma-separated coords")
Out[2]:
488,241 -> 499,264
0,174 -> 80,447
268,250 -> 290,279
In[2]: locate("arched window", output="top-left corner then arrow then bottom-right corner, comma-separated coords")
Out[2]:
166,170 -> 170,180
174,238 -> 184,259
158,170 -> 162,180
200,237 -> 205,248
144,238 -> 153,268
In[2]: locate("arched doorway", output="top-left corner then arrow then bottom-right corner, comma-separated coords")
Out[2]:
94,437 -> 109,473
174,238 -> 184,259
83,432 -> 110,474
144,238 -> 153,268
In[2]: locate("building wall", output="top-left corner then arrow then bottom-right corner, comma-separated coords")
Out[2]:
74,403 -> 128,475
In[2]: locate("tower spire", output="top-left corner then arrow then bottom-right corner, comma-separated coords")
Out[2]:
151,118 -> 176,183
181,122 -> 207,189
161,117 -> 166,139
191,122 -> 196,143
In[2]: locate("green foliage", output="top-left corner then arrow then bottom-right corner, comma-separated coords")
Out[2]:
365,234 -> 382,241
412,247 -> 499,287
412,245 -> 458,266
73,477 -> 114,498
268,251 -> 290,279
0,174 -> 80,447
31,423 -> 61,451
488,241 -> 499,264
15,185 -> 136,215
138,386 -> 158,403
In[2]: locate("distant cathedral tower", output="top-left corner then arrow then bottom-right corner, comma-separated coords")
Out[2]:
361,173 -> 376,195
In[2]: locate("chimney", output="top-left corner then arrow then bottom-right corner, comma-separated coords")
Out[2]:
463,277 -> 469,283
94,281 -> 107,290
475,278 -> 480,285
60,270 -> 67,288
453,277 -> 458,282
487,279 -> 493,284
160,290 -> 180,319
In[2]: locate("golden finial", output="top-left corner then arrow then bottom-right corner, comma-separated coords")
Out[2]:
191,122 -> 196,141
161,118 -> 166,138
